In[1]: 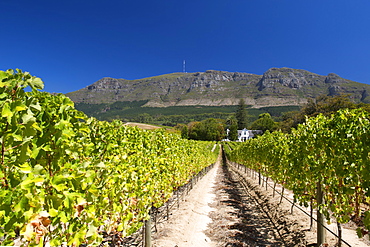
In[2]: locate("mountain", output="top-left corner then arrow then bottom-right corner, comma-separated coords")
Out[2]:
66,67 -> 370,108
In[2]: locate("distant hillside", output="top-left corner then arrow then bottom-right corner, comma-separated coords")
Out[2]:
66,67 -> 370,108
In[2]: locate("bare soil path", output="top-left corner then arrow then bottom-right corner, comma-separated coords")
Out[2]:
152,157 -> 370,247
152,158 -> 219,247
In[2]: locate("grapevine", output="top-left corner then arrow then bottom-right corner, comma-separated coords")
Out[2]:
0,69 -> 218,246
226,108 -> 370,238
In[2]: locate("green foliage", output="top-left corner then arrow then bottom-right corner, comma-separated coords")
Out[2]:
75,102 -> 238,124
278,110 -> 301,133
250,113 -> 278,132
279,94 -> 362,132
302,94 -> 356,118
0,69 -> 219,246
135,113 -> 153,123
226,108 -> 370,237
235,99 -> 248,129
174,124 -> 189,139
187,118 -> 225,141
75,100 -> 300,127
225,116 -> 238,141
259,105 -> 300,118
228,124 -> 238,141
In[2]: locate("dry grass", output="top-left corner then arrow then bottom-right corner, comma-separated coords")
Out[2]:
124,122 -> 162,130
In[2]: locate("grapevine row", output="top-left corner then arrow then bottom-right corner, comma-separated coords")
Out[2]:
0,69 -> 219,246
225,108 -> 370,237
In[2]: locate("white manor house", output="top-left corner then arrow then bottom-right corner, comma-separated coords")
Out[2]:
237,128 -> 262,142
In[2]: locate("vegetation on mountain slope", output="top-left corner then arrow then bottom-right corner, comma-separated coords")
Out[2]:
66,67 -> 370,125
66,68 -> 370,107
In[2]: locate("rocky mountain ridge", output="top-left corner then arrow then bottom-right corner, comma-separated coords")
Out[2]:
66,67 -> 370,108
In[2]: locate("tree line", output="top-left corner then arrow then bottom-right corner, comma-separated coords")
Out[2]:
175,99 -> 278,141
176,95 -> 370,141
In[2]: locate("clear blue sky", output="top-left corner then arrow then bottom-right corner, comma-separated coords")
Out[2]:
2,0 -> 370,93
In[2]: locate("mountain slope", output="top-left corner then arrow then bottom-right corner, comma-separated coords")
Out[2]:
66,68 -> 370,108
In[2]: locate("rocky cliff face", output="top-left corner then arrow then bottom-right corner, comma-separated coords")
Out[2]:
66,68 -> 370,107
257,68 -> 323,90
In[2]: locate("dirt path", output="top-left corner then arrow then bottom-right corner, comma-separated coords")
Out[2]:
152,159 -> 220,247
152,158 -> 370,247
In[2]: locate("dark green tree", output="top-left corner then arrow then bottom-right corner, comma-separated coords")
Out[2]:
250,113 -> 277,133
278,110 -> 301,133
187,121 -> 202,140
175,124 -> 189,139
136,113 -> 153,123
279,94 -> 358,132
303,94 -> 355,118
225,115 -> 238,141
235,99 -> 248,129
203,118 -> 225,141
187,118 -> 225,141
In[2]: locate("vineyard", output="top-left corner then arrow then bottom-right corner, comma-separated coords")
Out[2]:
2,69 -> 370,246
225,108 -> 370,243
0,69 -> 219,246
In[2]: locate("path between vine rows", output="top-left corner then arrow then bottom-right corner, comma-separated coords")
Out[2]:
152,159 -> 370,247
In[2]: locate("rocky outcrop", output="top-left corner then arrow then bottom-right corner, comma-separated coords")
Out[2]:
325,73 -> 344,84
361,90 -> 369,102
87,77 -> 125,90
257,68 -> 323,91
66,68 -> 370,107
187,70 -> 258,92
328,84 -> 343,96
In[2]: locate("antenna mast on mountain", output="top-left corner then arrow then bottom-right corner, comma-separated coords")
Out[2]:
183,60 -> 186,73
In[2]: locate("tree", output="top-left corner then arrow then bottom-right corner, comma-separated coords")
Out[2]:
235,99 -> 248,129
278,110 -> 301,133
225,115 -> 238,140
187,118 -> 225,141
175,124 -> 189,139
136,113 -> 153,123
203,118 -> 225,141
187,121 -> 202,140
304,94 -> 355,117
250,113 -> 277,133
279,94 -> 358,132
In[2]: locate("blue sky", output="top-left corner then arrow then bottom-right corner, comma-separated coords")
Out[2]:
1,0 -> 370,93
